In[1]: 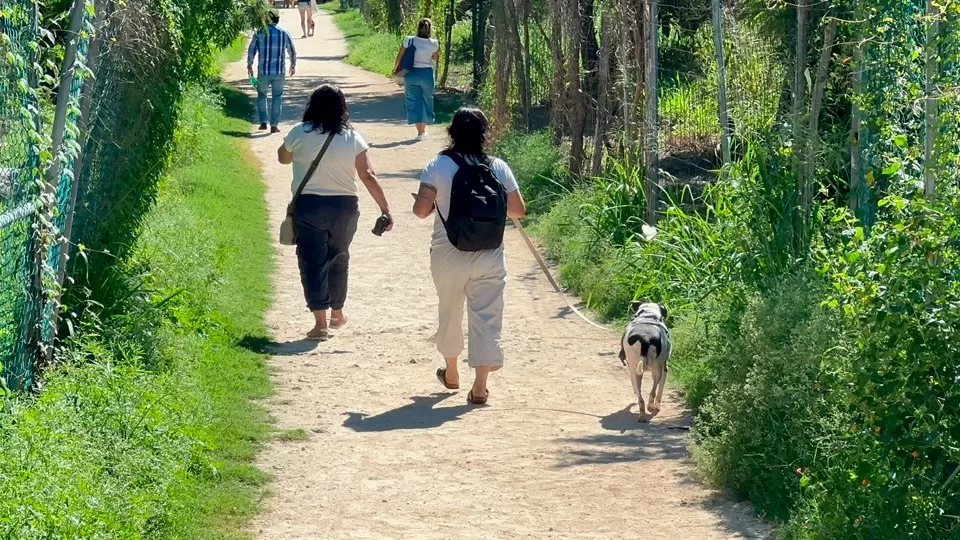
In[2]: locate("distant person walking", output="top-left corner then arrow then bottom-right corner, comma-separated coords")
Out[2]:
298,0 -> 317,38
278,85 -> 393,342
247,11 -> 297,134
394,18 -> 439,141
413,108 -> 527,405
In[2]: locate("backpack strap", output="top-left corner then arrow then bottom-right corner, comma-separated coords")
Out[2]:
434,151 -> 470,226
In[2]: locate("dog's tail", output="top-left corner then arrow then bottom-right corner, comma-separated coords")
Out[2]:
627,333 -> 666,371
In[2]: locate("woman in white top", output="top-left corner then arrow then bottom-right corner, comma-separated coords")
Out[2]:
413,108 -> 527,405
278,84 -> 393,341
394,18 -> 440,141
297,0 -> 317,38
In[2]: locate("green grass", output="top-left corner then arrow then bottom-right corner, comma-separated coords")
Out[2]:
277,428 -> 309,442
0,75 -> 275,537
217,36 -> 249,67
143,79 -> 275,537
319,3 -> 398,77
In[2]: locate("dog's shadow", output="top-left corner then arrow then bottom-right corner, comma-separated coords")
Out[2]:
599,403 -> 670,432
342,393 -> 473,432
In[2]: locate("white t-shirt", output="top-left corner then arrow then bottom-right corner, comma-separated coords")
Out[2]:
405,36 -> 439,69
420,154 -> 520,247
283,123 -> 369,197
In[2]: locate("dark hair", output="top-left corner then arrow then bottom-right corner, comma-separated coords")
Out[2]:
447,107 -> 490,156
303,84 -> 350,135
417,18 -> 433,39
268,11 -> 280,24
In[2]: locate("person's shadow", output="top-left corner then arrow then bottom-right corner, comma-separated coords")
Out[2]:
342,393 -> 473,432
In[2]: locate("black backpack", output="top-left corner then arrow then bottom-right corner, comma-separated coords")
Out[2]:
436,151 -> 508,252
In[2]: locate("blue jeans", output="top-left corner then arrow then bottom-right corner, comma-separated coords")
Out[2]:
256,74 -> 285,126
404,68 -> 435,125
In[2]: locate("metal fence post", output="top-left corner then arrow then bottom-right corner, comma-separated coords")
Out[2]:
39,0 -> 87,360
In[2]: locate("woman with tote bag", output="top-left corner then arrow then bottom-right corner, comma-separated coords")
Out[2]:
278,84 -> 393,341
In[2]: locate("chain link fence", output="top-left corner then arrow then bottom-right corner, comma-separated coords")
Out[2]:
0,0 -> 89,390
0,0 -> 41,390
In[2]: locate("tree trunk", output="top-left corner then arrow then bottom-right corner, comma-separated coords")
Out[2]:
472,0 -> 491,91
924,0 -> 939,201
643,0 -> 659,226
424,0 -> 433,17
549,0 -> 566,144
802,17 -> 838,221
792,0 -> 808,163
439,0 -> 454,87
850,38 -> 863,214
567,0 -> 586,175
387,0 -> 403,30
592,6 -> 612,176
579,0 -> 600,98
523,0 -> 532,129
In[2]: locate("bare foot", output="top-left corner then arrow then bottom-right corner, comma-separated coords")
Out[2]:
306,327 -> 329,341
330,314 -> 348,329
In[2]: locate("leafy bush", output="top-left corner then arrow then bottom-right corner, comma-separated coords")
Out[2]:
494,131 -> 568,217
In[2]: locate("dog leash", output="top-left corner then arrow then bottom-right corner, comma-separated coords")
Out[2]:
510,217 -> 613,333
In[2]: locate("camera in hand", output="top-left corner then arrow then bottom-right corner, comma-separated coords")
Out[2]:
372,214 -> 392,236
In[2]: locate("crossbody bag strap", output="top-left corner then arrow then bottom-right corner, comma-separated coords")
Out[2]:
290,131 -> 336,209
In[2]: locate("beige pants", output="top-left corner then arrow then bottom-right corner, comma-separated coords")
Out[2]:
430,243 -> 506,367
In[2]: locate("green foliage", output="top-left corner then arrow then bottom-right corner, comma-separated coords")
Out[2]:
493,131 -> 568,216
0,83 -> 273,538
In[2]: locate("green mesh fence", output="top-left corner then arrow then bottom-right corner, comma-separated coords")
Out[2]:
0,0 -> 41,390
0,0 -> 89,390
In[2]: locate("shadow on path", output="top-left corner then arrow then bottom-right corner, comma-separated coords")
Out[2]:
343,393 -> 474,432
238,335 -> 320,356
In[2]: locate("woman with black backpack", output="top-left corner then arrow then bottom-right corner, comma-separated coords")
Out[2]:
412,108 -> 527,405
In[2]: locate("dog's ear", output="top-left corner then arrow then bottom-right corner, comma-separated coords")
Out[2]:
630,300 -> 642,315
658,303 -> 668,320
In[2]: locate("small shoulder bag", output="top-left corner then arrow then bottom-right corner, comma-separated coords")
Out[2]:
279,132 -> 335,246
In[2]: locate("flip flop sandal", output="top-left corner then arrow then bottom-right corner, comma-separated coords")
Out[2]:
330,316 -> 348,329
436,368 -> 459,390
467,389 -> 489,405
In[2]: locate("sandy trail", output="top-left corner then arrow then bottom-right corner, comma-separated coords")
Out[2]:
224,10 -> 769,539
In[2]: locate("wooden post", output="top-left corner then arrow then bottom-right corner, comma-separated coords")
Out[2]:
711,0 -> 731,167
643,0 -> 659,225
924,0 -> 939,201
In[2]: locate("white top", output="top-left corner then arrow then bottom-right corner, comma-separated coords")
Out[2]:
283,123 -> 369,197
405,36 -> 440,69
420,154 -> 519,247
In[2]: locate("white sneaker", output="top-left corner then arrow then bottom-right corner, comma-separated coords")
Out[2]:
415,134 -> 425,142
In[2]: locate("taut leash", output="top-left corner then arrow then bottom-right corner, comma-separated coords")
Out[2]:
510,217 -> 613,333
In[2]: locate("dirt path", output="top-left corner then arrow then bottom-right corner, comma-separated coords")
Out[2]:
225,10 -> 769,539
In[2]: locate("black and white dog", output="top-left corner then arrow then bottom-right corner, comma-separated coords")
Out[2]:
619,302 -> 671,421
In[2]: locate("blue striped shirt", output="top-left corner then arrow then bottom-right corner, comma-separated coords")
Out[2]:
247,24 -> 297,76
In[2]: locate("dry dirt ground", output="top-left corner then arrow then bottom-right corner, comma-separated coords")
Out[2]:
223,9 -> 771,539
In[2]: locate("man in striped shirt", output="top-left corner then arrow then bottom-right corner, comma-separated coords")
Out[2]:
247,12 -> 297,134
